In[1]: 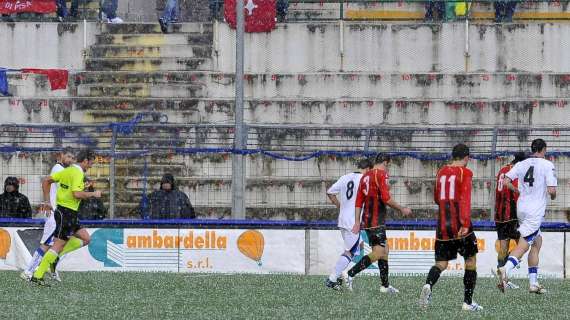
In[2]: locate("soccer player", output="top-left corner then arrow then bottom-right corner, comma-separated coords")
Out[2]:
419,143 -> 482,311
20,148 -> 75,282
494,151 -> 526,290
496,139 -> 557,294
346,154 -> 412,293
325,158 -> 373,290
30,149 -> 101,286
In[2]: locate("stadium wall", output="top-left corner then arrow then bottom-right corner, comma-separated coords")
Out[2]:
0,22 -> 99,69
0,224 -> 566,278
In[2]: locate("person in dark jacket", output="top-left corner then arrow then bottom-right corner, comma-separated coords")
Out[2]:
0,176 -> 32,218
141,173 -> 195,219
78,179 -> 107,220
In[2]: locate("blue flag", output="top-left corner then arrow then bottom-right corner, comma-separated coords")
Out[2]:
0,69 -> 8,96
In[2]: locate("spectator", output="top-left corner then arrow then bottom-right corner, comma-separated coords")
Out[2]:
425,1 -> 445,22
140,173 -> 195,219
101,0 -> 124,23
276,0 -> 289,22
78,179 -> 106,220
56,0 -> 79,21
0,177 -> 32,218
495,0 -> 517,23
159,0 -> 178,34
209,0 -> 223,20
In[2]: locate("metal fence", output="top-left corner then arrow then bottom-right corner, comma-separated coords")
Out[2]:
1,122 -> 569,222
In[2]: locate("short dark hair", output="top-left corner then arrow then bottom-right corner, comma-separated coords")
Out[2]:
375,153 -> 391,165
512,151 -> 527,165
531,138 -> 547,153
76,149 -> 95,163
452,143 -> 470,160
61,147 -> 74,156
357,158 -> 373,169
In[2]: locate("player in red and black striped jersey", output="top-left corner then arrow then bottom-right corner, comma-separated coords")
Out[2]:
345,154 -> 412,293
493,152 -> 526,290
419,144 -> 482,312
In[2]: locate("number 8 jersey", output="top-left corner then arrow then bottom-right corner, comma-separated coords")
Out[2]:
327,172 -> 363,230
505,157 -> 557,218
434,165 -> 473,240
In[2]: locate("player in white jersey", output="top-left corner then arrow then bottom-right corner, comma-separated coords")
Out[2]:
325,158 -> 372,290
21,148 -> 75,282
495,139 -> 557,294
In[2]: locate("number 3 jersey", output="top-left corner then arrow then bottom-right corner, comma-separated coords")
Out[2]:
355,168 -> 391,230
434,165 -> 473,240
327,172 -> 363,230
505,157 -> 557,218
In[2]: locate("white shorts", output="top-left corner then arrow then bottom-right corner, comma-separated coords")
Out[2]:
40,212 -> 57,246
340,228 -> 361,256
517,211 -> 543,240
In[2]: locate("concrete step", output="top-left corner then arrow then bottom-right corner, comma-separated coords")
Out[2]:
95,33 -> 212,46
77,83 -> 207,98
287,3 -> 341,21
84,57 -> 212,71
101,22 -> 213,34
4,96 -> 569,126
89,44 -> 212,58
73,72 -> 570,99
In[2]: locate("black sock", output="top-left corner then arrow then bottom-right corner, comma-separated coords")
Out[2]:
348,255 -> 372,277
378,259 -> 389,287
426,266 -> 442,288
463,269 -> 477,305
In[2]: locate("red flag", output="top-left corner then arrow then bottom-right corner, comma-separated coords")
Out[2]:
224,0 -> 276,33
0,0 -> 56,14
22,69 -> 68,90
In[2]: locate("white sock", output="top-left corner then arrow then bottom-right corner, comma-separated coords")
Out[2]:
504,256 -> 519,277
329,254 -> 352,282
25,248 -> 45,273
528,266 -> 538,286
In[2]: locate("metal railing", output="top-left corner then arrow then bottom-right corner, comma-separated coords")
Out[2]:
1,122 -> 569,222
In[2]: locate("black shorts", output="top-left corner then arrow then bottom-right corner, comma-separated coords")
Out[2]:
365,227 -> 387,248
435,233 -> 478,261
496,220 -> 520,241
54,206 -> 81,241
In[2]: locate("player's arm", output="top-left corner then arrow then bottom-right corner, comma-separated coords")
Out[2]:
546,163 -> 558,200
71,173 -> 101,199
41,176 -> 56,210
502,176 -> 519,194
380,173 -> 412,216
352,180 -> 365,234
327,194 -> 340,209
504,163 -> 521,194
458,170 -> 473,237
326,179 -> 342,209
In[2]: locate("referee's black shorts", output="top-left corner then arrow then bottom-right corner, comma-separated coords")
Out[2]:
53,206 -> 81,241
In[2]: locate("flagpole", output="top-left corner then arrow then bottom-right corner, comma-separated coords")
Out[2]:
232,0 -> 246,219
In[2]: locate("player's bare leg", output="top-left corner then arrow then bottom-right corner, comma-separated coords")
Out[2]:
496,239 -> 519,289
496,237 -> 530,292
373,245 -> 398,293
527,235 -> 546,294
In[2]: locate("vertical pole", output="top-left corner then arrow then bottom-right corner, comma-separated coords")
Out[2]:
489,128 -> 498,221
232,0 -> 246,219
109,128 -> 117,219
464,16 -> 470,72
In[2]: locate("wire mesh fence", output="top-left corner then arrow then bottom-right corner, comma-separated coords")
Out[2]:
1,122 -> 569,222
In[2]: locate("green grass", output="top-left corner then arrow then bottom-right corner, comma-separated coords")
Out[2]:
3,272 -> 568,319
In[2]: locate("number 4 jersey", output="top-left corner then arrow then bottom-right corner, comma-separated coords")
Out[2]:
327,172 -> 363,230
505,157 -> 557,219
434,165 -> 473,240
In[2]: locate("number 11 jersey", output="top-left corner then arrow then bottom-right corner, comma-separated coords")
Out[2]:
434,165 -> 473,240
